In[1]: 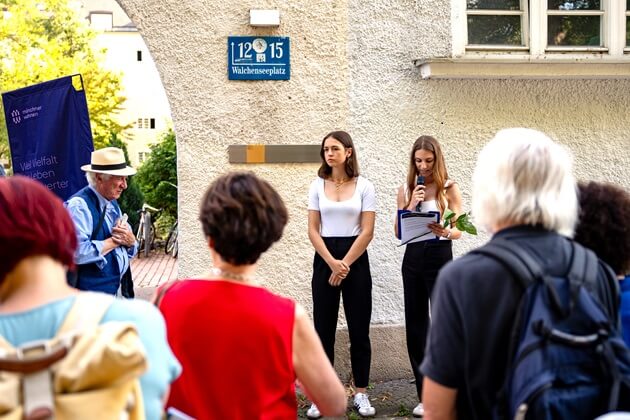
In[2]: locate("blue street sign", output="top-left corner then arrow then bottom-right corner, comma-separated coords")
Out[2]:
228,36 -> 290,80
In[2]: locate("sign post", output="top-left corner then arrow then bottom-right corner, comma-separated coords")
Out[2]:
228,36 -> 290,80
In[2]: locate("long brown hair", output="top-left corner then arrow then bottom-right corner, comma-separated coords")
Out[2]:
405,135 -> 449,214
317,130 -> 360,179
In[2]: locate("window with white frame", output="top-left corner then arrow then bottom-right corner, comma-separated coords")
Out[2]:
460,0 -> 628,56
138,151 -> 150,164
466,1 -> 527,48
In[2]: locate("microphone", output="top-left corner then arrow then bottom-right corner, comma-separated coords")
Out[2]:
416,175 -> 425,212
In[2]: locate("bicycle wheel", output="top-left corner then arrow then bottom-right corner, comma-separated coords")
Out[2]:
170,225 -> 178,258
148,225 -> 156,252
165,222 -> 178,256
136,220 -> 145,258
143,212 -> 152,257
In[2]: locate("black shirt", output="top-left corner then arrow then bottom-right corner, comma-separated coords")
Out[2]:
420,225 -> 619,420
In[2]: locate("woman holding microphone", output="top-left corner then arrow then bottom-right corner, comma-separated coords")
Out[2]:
395,135 -> 463,417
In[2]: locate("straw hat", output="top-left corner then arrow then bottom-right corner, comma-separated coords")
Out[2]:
81,147 -> 136,176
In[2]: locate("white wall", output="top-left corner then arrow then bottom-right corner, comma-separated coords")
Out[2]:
82,0 -> 173,167
115,0 -> 630,379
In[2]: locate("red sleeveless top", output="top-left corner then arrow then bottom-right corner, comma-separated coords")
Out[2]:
159,279 -> 296,420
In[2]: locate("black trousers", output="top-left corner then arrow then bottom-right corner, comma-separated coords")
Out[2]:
312,236 -> 372,388
121,266 -> 135,298
402,239 -> 453,398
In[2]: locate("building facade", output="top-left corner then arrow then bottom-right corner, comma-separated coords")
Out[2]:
80,0 -> 172,167
115,0 -> 630,380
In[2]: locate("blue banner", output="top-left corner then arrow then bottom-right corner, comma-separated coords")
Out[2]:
2,74 -> 93,200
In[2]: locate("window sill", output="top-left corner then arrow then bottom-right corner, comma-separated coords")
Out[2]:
413,56 -> 630,80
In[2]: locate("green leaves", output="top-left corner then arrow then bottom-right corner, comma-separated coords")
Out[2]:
135,129 -> 178,221
443,209 -> 478,235
442,209 -> 456,227
456,213 -> 478,235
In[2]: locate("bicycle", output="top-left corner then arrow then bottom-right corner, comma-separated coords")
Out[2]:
163,181 -> 178,258
164,219 -> 178,258
136,203 -> 161,258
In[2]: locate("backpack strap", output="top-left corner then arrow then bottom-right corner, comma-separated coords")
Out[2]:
471,238 -> 553,419
568,243 -> 625,411
567,242 -> 585,311
567,242 -> 598,309
57,292 -> 115,336
476,238 -> 589,317
472,238 -> 543,289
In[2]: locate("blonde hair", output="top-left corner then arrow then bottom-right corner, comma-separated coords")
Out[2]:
472,128 -> 577,236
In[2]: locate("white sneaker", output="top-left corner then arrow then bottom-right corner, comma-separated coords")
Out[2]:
353,392 -> 376,417
306,403 -> 321,419
413,402 -> 425,417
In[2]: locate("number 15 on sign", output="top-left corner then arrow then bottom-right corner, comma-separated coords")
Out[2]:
228,36 -> 290,80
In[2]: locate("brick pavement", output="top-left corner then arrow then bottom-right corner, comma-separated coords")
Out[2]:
131,249 -> 177,300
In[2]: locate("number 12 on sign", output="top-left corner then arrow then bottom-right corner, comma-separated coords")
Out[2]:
228,36 -> 290,80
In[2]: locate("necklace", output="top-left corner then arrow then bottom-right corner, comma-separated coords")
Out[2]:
210,267 -> 255,283
330,177 -> 349,191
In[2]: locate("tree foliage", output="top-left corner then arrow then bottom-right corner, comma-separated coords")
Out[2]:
0,0 -> 129,161
106,133 -> 144,233
135,129 -> 177,221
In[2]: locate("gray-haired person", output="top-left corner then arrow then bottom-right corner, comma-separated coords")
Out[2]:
65,147 -> 137,296
420,128 -> 619,419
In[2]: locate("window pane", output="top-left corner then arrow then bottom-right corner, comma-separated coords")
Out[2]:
627,17 -> 630,46
467,0 -> 520,10
627,0 -> 630,9
548,16 -> 600,46
548,0 -> 600,11
468,15 -> 523,45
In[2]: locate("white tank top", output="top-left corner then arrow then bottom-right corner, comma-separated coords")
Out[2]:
420,199 -> 439,213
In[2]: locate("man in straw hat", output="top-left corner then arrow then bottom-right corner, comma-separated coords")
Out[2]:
64,147 -> 138,296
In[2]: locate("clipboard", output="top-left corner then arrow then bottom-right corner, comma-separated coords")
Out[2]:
398,211 -> 440,246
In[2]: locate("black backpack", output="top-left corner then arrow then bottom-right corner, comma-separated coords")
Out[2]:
473,238 -> 630,420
